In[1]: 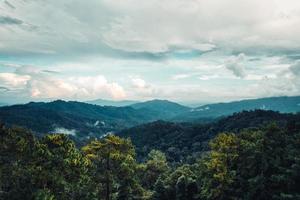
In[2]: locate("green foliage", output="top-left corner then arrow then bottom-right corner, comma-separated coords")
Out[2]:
198,125 -> 300,200
202,133 -> 239,199
152,177 -> 167,200
34,134 -> 95,200
0,125 -> 96,200
1,110 -> 300,200
83,135 -> 144,200
34,189 -> 56,200
118,110 -> 300,164
139,150 -> 170,190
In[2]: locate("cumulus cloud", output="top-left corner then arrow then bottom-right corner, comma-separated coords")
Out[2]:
0,73 -> 30,88
0,65 -> 126,100
130,77 -> 157,97
131,78 -> 147,89
225,53 -> 246,78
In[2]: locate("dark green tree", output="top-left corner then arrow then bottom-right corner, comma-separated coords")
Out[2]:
152,177 -> 167,200
83,135 -> 142,200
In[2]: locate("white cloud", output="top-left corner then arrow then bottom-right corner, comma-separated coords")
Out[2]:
131,78 -> 147,89
100,0 -> 300,54
130,77 -> 158,98
0,65 -> 126,100
31,75 -> 126,100
0,73 -> 30,88
1,0 -> 300,56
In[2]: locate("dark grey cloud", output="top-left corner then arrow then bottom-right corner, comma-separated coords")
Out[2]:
0,16 -> 23,25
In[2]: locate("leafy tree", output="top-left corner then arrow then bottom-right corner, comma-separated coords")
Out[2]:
33,134 -> 95,200
0,125 -> 38,200
0,126 -> 95,200
200,133 -> 239,200
199,124 -> 300,200
152,177 -> 167,200
140,150 -> 169,190
83,135 -> 141,200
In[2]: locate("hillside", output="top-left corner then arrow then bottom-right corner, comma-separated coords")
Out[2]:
0,100 -> 156,139
117,110 -> 300,163
131,99 -> 191,119
173,96 -> 300,121
0,99 -> 192,139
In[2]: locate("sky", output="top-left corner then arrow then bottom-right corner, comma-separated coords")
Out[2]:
0,0 -> 300,104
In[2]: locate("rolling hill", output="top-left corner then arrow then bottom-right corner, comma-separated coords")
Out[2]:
0,100 -> 156,139
130,99 -> 191,119
117,110 -> 300,163
0,99 -> 191,139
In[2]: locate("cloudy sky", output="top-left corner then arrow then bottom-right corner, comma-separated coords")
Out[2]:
0,0 -> 300,104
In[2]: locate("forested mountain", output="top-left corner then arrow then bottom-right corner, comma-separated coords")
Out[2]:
130,99 -> 191,119
1,96 -> 300,141
118,110 -> 300,163
86,99 -> 139,107
0,99 -> 191,138
174,96 -> 300,121
0,100 -> 157,138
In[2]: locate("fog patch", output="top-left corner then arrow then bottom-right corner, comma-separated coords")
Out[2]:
52,127 -> 76,136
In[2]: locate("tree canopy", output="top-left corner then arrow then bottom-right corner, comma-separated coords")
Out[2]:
1,113 -> 300,199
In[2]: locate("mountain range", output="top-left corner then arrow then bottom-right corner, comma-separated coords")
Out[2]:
0,96 -> 299,140
0,100 -> 149,138
173,96 -> 300,121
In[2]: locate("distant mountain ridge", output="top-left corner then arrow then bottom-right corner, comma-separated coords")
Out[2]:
0,96 -> 299,140
86,99 -> 139,107
173,96 -> 300,121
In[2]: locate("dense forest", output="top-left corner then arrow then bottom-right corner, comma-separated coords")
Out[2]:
118,110 -> 300,164
1,110 -> 300,199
